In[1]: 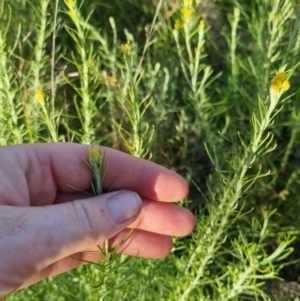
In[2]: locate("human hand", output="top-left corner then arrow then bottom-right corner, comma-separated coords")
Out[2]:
0,143 -> 194,299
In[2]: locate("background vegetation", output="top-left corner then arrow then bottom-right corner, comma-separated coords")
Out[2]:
2,0 -> 300,300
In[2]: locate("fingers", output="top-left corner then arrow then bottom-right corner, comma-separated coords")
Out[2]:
55,193 -> 195,237
11,194 -> 194,290
100,147 -> 189,202
0,191 -> 142,294
17,143 -> 188,203
129,199 -> 195,237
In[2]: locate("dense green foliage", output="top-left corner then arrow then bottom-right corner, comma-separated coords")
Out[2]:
3,0 -> 300,300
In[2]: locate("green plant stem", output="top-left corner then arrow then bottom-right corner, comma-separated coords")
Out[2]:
229,7 -> 240,92
133,0 -> 163,84
0,22 -> 22,144
31,0 -> 50,140
50,0 -> 59,124
265,0 -> 281,86
281,110 -> 300,168
178,93 -> 281,300
70,8 -> 94,144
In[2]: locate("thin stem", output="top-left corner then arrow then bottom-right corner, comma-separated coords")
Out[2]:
51,0 -> 59,126
133,0 -> 163,84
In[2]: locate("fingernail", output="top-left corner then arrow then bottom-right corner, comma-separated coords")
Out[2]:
106,191 -> 142,224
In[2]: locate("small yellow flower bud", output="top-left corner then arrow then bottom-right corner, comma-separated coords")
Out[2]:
66,0 -> 75,7
182,6 -> 195,21
121,43 -> 131,54
89,148 -> 103,166
88,147 -> 104,195
174,19 -> 182,30
108,76 -> 117,85
199,19 -> 205,30
36,89 -> 45,104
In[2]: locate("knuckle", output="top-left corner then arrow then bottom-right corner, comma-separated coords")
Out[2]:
71,201 -> 102,239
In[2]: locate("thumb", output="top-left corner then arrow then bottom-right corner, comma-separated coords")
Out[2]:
38,190 -> 143,263
1,190 -> 142,293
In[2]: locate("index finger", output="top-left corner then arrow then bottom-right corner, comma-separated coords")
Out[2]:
24,143 -> 189,202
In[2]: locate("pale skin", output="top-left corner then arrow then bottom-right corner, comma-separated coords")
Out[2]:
0,143 -> 195,299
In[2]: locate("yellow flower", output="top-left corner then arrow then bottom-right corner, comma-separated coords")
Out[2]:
88,147 -> 103,171
174,19 -> 183,29
182,6 -> 195,21
121,43 -> 131,54
89,148 -> 103,165
36,89 -> 45,103
108,75 -> 117,85
66,0 -> 75,7
199,19 -> 205,30
271,72 -> 291,93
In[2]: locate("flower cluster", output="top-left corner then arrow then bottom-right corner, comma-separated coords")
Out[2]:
173,0 -> 197,30
271,72 -> 290,93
